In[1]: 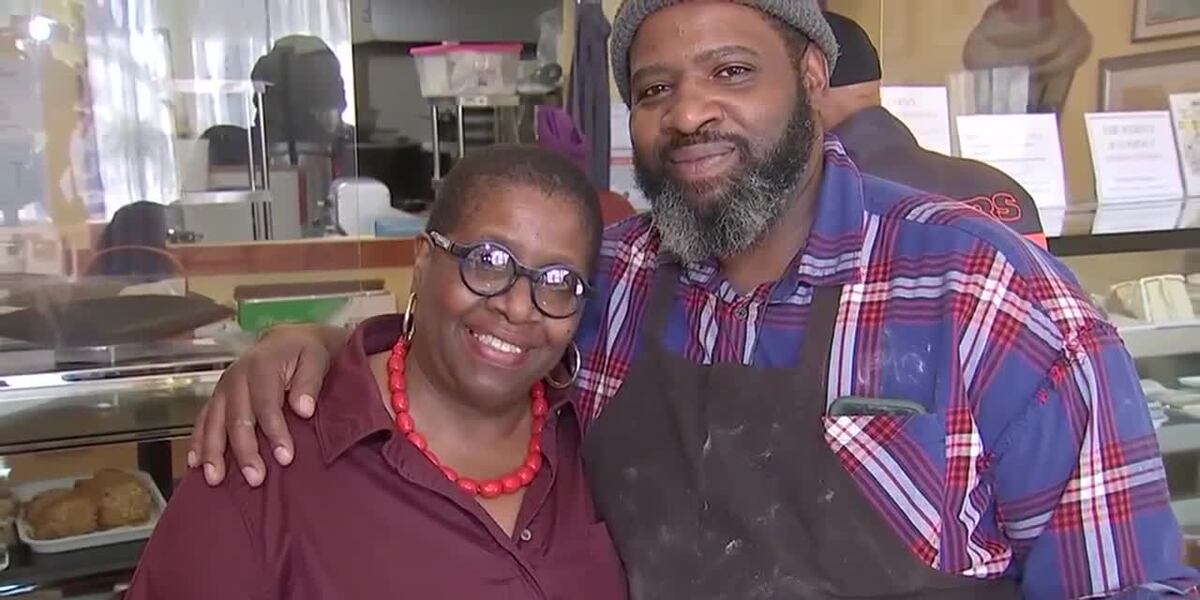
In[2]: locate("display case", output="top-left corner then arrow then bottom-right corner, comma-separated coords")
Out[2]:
0,0 -> 410,596
0,343 -> 232,595
825,0 -> 1200,559
1051,200 -> 1200,537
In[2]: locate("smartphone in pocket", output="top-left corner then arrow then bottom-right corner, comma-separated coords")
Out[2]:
828,396 -> 927,417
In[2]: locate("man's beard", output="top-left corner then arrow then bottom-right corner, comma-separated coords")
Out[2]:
634,90 -> 817,263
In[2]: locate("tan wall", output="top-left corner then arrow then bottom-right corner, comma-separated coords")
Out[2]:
828,0 -> 1200,202
562,0 -> 577,84
827,0 -> 882,49
603,0 -> 622,101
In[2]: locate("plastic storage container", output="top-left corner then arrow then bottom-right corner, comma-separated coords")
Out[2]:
410,43 -> 522,98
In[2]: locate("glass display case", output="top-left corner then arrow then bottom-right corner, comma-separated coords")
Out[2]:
826,0 -> 1200,563
0,0 -> 407,595
1052,200 -> 1200,543
0,352 -> 226,595
0,0 -> 566,593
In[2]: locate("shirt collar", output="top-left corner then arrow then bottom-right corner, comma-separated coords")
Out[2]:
315,315 -> 402,464
666,133 -> 869,297
796,134 -> 869,286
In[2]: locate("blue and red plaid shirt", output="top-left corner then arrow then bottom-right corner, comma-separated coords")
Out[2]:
572,136 -> 1198,599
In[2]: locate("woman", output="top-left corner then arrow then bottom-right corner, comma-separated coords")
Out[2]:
127,145 -> 628,599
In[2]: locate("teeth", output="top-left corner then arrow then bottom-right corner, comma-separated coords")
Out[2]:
472,331 -> 523,355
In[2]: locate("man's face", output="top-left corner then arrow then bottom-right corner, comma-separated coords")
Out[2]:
627,2 -> 821,262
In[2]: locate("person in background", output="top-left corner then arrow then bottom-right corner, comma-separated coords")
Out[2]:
89,201 -> 175,283
818,11 -> 1048,248
125,146 -> 626,599
537,104 -> 637,225
198,36 -> 355,180
188,1 -> 1195,598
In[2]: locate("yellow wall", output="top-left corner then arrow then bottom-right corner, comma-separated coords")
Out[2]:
829,0 -> 1200,202
561,0 -> 576,88
603,0 -> 622,101
828,0 -> 882,50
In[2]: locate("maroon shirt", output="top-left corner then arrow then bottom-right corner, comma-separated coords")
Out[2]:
127,315 -> 628,600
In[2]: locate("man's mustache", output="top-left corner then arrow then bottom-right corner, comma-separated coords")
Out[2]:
658,131 -> 751,165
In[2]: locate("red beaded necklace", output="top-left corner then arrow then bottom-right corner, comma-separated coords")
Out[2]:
386,338 -> 547,499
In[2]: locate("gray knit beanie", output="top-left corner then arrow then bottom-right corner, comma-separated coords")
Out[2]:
611,0 -> 839,106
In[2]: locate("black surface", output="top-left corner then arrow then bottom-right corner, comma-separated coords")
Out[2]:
0,540 -> 144,591
0,294 -> 233,347
1049,228 -> 1200,257
137,440 -> 176,501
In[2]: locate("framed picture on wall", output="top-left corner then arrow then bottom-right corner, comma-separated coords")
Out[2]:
1133,0 -> 1200,42
1098,47 -> 1200,111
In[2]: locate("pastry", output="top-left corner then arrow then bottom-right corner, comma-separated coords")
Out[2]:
1107,275 -> 1195,323
25,489 -> 73,525
28,492 -> 97,540
1142,275 -> 1194,323
75,470 -> 152,529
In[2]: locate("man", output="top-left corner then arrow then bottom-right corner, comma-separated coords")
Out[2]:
818,12 -> 1047,248
191,2 -> 1196,598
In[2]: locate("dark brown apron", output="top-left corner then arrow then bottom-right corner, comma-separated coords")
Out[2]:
583,265 -> 1019,599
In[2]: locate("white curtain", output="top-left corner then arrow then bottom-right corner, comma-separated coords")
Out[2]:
85,0 -> 177,219
187,0 -> 356,134
81,0 -> 355,219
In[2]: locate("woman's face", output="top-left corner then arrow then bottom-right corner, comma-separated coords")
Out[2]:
410,183 -> 593,409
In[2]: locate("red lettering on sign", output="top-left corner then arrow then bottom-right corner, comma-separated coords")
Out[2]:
991,193 -> 1022,222
960,193 -> 1023,223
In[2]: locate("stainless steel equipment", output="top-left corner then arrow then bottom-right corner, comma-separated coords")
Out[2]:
167,190 -> 295,242
0,339 -> 238,453
429,94 -> 521,185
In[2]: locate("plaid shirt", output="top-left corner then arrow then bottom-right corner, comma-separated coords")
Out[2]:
572,136 -> 1198,599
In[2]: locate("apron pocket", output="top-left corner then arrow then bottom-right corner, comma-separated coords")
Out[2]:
822,414 -> 947,466
821,414 -> 948,567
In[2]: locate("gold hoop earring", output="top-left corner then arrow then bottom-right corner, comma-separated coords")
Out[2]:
402,293 -> 416,340
546,342 -> 581,389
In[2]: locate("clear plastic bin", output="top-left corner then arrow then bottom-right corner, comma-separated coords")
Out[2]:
410,43 -> 522,98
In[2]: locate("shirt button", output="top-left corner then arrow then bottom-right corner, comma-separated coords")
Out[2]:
519,528 -> 533,542
734,306 -> 748,319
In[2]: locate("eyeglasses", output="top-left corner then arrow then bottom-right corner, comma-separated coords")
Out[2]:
427,230 -> 591,319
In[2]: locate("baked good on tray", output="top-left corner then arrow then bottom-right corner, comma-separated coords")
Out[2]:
25,489 -> 74,525
27,490 -> 98,539
23,471 -> 154,540
75,469 -> 153,529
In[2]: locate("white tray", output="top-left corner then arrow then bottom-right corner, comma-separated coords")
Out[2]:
14,470 -> 166,554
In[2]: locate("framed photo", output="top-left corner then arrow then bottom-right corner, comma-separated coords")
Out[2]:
1133,0 -> 1200,42
1098,47 -> 1200,112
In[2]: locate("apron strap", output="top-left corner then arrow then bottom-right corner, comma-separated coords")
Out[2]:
798,285 -> 844,409
643,262 -> 681,340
